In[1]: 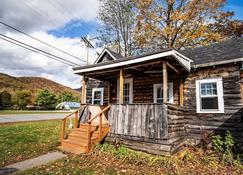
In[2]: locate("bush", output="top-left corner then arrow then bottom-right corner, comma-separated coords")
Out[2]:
212,131 -> 236,164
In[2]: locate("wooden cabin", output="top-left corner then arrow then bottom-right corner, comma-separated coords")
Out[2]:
61,38 -> 243,155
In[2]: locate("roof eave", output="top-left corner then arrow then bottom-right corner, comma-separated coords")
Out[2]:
73,49 -> 192,75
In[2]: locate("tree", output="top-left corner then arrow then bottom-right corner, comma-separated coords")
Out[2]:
35,89 -> 57,109
15,90 -> 31,109
0,91 -> 12,109
57,91 -> 75,103
210,11 -> 243,38
134,0 -> 229,51
98,0 -> 136,56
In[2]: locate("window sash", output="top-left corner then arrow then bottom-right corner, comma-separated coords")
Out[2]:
92,88 -> 104,105
196,78 -> 224,113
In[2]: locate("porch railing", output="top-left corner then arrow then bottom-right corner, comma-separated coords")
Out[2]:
108,103 -> 168,139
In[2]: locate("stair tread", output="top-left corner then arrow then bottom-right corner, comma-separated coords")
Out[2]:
58,146 -> 87,154
62,139 -> 89,146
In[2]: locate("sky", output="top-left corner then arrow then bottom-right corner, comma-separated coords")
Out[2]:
0,0 -> 242,89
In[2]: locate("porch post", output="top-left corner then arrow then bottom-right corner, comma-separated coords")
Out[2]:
107,81 -> 111,104
119,69 -> 124,104
81,76 -> 87,104
163,62 -> 168,103
179,78 -> 184,106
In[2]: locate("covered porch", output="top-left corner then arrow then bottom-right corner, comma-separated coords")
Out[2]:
73,49 -> 192,154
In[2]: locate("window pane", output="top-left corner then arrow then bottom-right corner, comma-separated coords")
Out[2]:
201,82 -> 217,96
201,97 -> 218,110
124,83 -> 130,103
94,91 -> 101,99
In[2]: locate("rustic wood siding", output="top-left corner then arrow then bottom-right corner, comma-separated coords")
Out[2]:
184,65 -> 243,149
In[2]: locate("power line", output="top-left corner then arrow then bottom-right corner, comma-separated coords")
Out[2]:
0,21 -> 86,63
0,36 -> 75,66
0,34 -> 80,66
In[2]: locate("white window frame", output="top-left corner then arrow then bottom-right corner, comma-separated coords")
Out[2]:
196,77 -> 224,113
92,88 -> 104,105
153,82 -> 174,104
117,78 -> 133,104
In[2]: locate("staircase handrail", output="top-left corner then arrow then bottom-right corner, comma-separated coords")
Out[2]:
60,105 -> 86,140
87,105 -> 111,124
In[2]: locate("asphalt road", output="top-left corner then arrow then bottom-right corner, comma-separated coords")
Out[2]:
0,113 -> 70,124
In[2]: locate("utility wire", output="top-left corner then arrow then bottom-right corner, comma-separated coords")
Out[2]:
0,36 -> 75,66
0,21 -> 85,63
0,34 -> 80,66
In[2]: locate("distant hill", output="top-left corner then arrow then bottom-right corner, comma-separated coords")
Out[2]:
0,73 -> 81,103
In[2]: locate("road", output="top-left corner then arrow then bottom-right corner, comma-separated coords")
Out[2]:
0,113 -> 70,124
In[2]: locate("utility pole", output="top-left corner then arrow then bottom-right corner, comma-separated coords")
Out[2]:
81,35 -> 94,65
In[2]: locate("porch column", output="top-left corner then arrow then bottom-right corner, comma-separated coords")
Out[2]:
163,62 -> 168,103
119,69 -> 124,104
107,81 -> 111,104
179,78 -> 184,106
81,76 -> 87,104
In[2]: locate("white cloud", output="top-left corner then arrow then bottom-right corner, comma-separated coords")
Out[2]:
0,32 -> 99,89
0,0 -> 99,32
0,0 -> 101,89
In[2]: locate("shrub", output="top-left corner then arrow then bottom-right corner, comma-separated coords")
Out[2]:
212,131 -> 236,164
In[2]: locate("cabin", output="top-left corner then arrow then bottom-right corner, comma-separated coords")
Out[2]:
59,38 -> 243,155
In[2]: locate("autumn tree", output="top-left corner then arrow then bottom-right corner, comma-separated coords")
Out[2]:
98,0 -> 136,56
36,89 -> 57,109
15,90 -> 31,109
134,0 -> 229,51
210,11 -> 243,38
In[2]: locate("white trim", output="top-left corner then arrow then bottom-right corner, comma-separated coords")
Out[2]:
74,50 -> 192,74
94,48 -> 117,64
153,82 -> 174,103
196,77 -> 224,113
117,78 -> 133,104
92,88 -> 104,105
193,57 -> 243,68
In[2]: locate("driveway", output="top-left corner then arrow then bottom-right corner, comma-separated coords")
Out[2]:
0,113 -> 70,124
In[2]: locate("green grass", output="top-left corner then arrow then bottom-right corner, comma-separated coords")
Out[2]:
0,110 -> 70,115
0,120 -> 61,167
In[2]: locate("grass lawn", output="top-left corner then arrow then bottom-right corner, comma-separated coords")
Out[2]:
0,120 -> 61,167
0,121 -> 242,174
0,110 -> 70,115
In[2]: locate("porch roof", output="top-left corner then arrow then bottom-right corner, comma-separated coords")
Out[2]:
73,48 -> 193,76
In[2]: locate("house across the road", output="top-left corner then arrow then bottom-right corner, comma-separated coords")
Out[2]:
60,38 -> 243,155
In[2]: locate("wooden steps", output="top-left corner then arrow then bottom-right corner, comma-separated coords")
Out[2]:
58,124 -> 110,154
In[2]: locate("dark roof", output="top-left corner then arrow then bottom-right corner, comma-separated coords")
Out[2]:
74,38 -> 243,71
182,37 -> 243,66
73,48 -> 173,71
106,48 -> 123,59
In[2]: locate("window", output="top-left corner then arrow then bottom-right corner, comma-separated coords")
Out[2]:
196,78 -> 224,113
153,83 -> 173,103
117,78 -> 133,104
92,88 -> 104,105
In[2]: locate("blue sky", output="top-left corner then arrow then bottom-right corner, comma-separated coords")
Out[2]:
49,0 -> 243,40
225,0 -> 243,19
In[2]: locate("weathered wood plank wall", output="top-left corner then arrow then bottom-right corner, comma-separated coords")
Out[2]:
108,104 -> 168,139
106,103 -> 186,155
